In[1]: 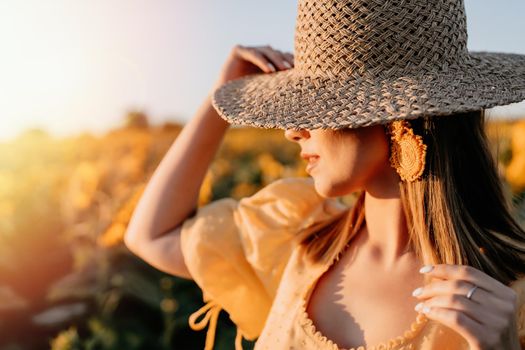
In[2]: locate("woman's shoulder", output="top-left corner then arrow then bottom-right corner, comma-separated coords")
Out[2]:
178,177 -> 349,347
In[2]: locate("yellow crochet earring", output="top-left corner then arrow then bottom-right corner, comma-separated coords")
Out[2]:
387,120 -> 427,182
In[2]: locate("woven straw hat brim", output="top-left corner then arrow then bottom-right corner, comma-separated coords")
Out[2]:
212,51 -> 525,130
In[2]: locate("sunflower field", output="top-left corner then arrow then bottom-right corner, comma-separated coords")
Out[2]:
0,117 -> 524,350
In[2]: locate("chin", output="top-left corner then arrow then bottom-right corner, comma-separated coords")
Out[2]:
313,177 -> 341,198
312,176 -> 356,198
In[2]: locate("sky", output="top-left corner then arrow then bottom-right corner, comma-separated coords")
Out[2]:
0,0 -> 524,142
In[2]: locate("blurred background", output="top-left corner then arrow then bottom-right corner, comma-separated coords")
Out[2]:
1,1 -> 524,349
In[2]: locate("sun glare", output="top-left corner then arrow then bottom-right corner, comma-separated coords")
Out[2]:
0,1 -> 147,141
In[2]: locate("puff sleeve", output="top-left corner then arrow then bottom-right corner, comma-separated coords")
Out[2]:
179,176 -> 347,350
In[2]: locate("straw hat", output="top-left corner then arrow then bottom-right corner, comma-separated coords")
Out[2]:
211,0 -> 525,130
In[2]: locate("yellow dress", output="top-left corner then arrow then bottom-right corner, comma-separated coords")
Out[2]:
179,176 -> 525,350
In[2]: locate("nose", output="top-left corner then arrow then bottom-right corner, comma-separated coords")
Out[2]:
284,128 -> 310,142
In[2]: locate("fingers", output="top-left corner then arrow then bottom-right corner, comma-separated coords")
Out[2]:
282,51 -> 295,66
420,264 -> 512,297
414,279 -> 484,304
420,306 -> 485,347
412,264 -> 521,349
233,44 -> 294,74
259,45 -> 294,70
415,293 -> 504,325
414,276 -> 513,313
233,45 -> 275,73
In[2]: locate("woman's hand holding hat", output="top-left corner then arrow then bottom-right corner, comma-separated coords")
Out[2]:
212,45 -> 294,91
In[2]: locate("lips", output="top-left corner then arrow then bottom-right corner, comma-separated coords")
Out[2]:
304,155 -> 319,173
300,153 -> 319,162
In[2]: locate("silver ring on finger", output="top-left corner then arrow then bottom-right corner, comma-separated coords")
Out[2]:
466,284 -> 479,300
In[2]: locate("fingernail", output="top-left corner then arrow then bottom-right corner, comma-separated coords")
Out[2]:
419,265 -> 433,273
414,302 -> 423,311
412,287 -> 423,297
283,61 -> 292,69
422,306 -> 431,314
267,62 -> 276,72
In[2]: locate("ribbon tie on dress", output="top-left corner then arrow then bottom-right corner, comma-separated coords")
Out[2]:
188,299 -> 246,350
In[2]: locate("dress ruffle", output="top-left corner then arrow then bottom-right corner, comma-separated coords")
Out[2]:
298,297 -> 429,350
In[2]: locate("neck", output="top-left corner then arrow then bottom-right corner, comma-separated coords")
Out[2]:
357,165 -> 415,269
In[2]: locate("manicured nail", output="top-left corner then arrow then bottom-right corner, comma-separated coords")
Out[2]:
422,306 -> 431,314
414,302 -> 424,311
267,62 -> 276,72
419,265 -> 433,273
283,61 -> 292,69
412,287 -> 423,297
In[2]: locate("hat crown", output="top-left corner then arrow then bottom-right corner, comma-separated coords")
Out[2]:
294,0 -> 471,79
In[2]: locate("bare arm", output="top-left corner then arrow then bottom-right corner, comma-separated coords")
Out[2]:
124,45 -> 295,279
124,90 -> 229,279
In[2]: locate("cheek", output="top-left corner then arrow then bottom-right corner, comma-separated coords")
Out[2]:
311,146 -> 361,196
360,135 -> 390,172
316,129 -> 390,193
359,131 -> 391,182
342,130 -> 389,173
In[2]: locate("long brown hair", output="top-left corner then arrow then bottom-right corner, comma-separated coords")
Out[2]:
297,109 -> 525,285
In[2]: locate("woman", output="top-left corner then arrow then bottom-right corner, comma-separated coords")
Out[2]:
124,0 -> 525,349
